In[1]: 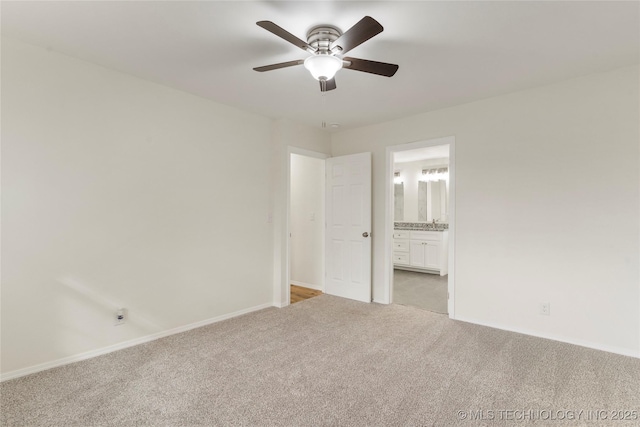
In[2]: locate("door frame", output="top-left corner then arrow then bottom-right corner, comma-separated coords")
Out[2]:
383,136 -> 456,318
285,146 -> 329,307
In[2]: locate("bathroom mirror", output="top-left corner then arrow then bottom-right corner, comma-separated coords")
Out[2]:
418,179 -> 448,222
394,183 -> 404,221
393,163 -> 449,223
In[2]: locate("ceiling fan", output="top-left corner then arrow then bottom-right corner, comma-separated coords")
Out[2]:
253,16 -> 399,92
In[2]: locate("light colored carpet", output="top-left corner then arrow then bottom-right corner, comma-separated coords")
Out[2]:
394,269 -> 448,314
2,295 -> 639,426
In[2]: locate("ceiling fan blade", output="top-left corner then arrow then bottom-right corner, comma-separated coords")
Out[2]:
320,78 -> 337,92
330,16 -> 383,55
343,57 -> 399,77
253,60 -> 304,72
257,21 -> 316,53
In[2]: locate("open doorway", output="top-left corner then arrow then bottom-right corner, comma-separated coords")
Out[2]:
284,148 -> 372,306
288,150 -> 326,304
384,137 -> 455,317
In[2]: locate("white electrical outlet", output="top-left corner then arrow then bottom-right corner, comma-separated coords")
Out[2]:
309,212 -> 315,221
115,308 -> 128,326
539,302 -> 550,316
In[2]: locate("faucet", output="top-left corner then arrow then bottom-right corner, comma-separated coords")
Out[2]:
432,218 -> 437,229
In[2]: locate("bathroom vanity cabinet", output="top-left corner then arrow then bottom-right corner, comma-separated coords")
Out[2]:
393,230 -> 448,276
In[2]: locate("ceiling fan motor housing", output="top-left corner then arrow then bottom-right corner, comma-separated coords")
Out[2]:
306,26 -> 342,54
303,25 -> 344,81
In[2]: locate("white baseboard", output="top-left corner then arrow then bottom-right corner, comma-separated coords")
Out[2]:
454,315 -> 639,359
290,280 -> 323,291
1,302 -> 274,382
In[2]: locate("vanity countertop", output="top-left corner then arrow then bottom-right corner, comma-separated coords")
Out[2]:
394,222 -> 448,232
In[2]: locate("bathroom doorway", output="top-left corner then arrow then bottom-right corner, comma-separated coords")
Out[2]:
384,137 -> 456,317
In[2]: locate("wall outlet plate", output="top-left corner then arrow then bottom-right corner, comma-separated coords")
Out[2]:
539,302 -> 550,316
115,308 -> 128,326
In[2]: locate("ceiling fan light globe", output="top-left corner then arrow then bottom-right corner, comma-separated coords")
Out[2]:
304,55 -> 342,81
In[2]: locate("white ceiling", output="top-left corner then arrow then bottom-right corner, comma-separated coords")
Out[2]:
2,1 -> 638,131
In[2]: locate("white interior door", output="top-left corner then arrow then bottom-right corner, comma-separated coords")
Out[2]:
325,152 -> 372,303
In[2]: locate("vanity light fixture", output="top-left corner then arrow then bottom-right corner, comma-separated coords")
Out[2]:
394,171 -> 403,184
421,167 -> 449,182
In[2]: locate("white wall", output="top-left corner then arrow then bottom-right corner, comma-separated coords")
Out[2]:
332,66 -> 640,356
395,158 -> 449,222
290,154 -> 324,289
1,38 -> 275,376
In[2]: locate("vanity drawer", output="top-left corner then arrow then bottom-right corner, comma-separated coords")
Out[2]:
393,252 -> 410,265
393,240 -> 409,252
393,230 -> 410,239
410,231 -> 441,241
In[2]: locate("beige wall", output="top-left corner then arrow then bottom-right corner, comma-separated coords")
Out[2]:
1,38 -> 276,375
332,66 -> 640,356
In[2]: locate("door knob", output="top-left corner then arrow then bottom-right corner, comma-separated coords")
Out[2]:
362,232 -> 369,238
